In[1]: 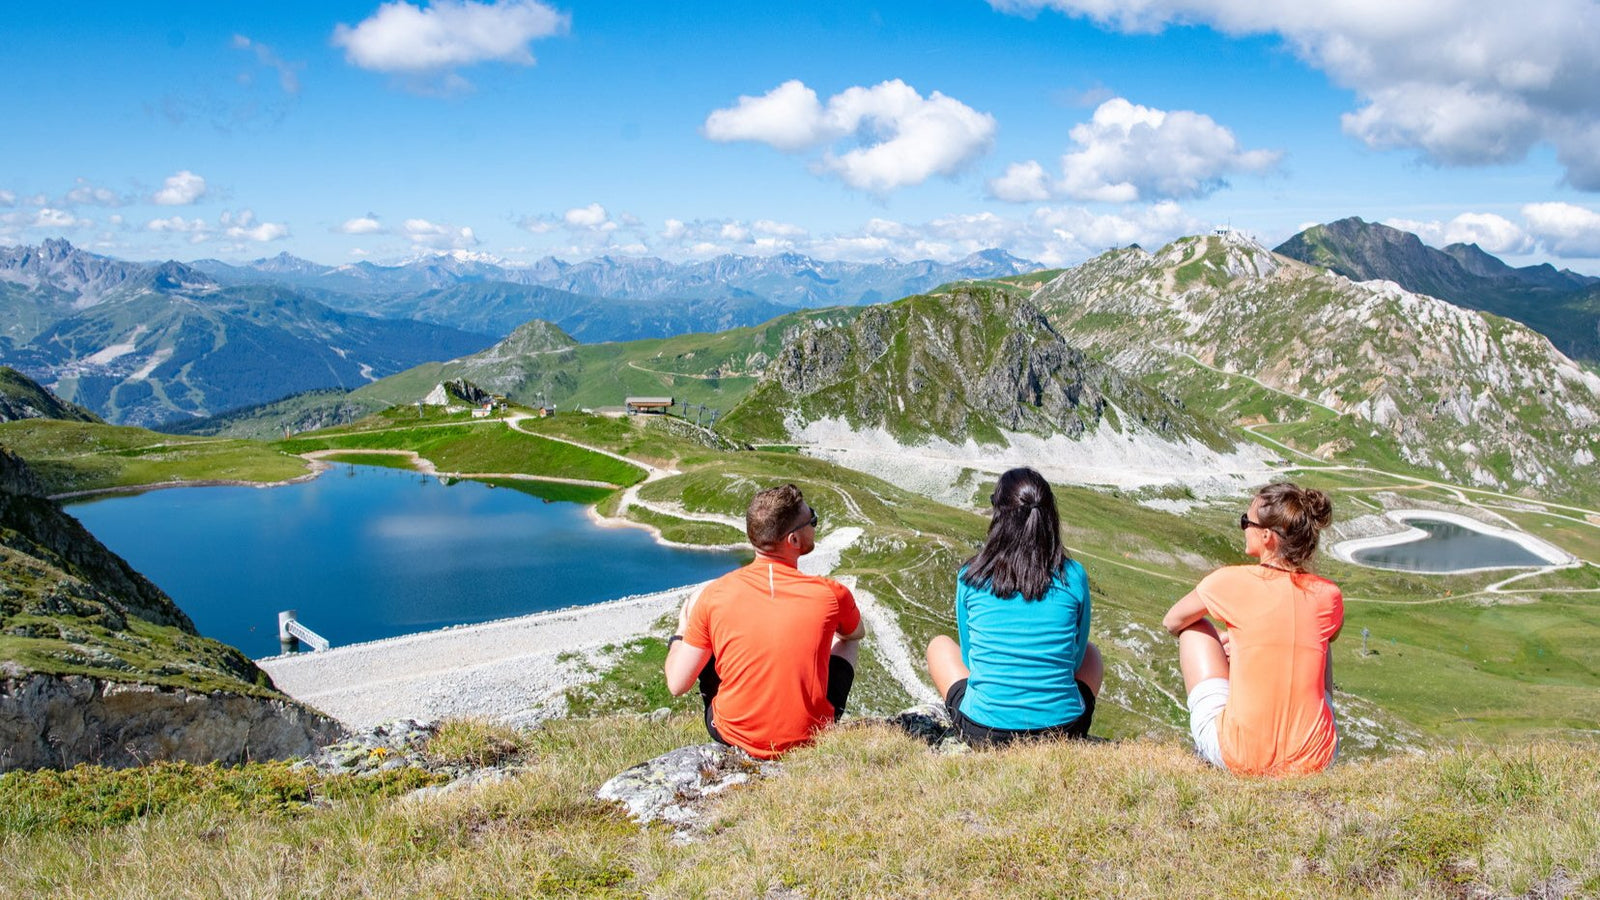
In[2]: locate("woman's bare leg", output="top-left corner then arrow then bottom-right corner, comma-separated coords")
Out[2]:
1075,641 -> 1104,695
925,635 -> 969,700
1177,619 -> 1230,694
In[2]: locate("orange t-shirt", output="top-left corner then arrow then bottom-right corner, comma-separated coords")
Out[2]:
1198,565 -> 1344,776
683,559 -> 861,759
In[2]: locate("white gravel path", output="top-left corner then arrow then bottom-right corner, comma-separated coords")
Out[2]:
258,527 -> 879,730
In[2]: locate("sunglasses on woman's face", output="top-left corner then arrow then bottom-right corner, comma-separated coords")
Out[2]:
1239,513 -> 1273,533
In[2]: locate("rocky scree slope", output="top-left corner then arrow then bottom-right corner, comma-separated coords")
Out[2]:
717,284 -> 1228,451
0,447 -> 339,769
1037,232 -> 1600,494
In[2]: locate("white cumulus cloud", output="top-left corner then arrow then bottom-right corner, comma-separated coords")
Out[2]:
0,190 -> 14,207
1522,202 -> 1600,257
704,79 -> 997,193
990,0 -> 1600,189
338,215 -> 385,234
152,170 -> 209,206
563,202 -> 612,229
1443,212 -> 1533,255
333,0 -> 568,75
222,209 -> 290,242
146,216 -> 209,233
403,217 -> 478,249
64,179 -> 124,207
703,80 -> 829,152
145,216 -> 213,243
34,208 -> 91,229
988,160 -> 1055,203
990,98 -> 1280,203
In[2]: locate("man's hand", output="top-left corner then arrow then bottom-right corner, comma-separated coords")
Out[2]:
665,585 -> 712,697
676,584 -> 705,637
1219,630 -> 1233,660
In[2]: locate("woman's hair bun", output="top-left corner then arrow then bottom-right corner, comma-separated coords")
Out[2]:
1302,488 -> 1334,530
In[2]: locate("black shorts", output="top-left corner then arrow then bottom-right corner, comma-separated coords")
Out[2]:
703,654 -> 856,746
944,678 -> 1095,748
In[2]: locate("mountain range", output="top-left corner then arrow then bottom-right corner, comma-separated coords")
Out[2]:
1274,217 -> 1600,363
191,247 -> 1042,309
0,240 -> 492,426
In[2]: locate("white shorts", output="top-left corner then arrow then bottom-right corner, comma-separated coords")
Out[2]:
1186,677 -> 1229,768
1186,679 -> 1342,771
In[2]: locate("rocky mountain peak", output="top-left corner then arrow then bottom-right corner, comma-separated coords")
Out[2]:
732,284 -> 1215,447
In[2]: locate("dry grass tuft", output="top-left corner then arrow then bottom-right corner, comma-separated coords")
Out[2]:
424,718 -> 530,769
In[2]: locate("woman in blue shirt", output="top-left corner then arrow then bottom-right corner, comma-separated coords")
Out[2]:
925,467 -> 1102,746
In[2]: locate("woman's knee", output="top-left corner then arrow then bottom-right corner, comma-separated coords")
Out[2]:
1177,622 -> 1230,692
925,634 -> 966,697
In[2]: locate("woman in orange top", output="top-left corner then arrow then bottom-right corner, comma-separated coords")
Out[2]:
1162,482 -> 1343,776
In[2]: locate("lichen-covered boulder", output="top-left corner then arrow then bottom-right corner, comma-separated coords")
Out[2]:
597,743 -> 777,830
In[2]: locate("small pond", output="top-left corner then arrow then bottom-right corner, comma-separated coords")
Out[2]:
1334,511 -> 1567,574
68,464 -> 744,657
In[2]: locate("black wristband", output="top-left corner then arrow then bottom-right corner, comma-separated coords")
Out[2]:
667,634 -> 683,646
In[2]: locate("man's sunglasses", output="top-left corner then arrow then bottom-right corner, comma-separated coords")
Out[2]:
792,509 -> 819,534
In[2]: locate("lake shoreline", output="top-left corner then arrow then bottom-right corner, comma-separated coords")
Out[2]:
1328,508 -> 1573,574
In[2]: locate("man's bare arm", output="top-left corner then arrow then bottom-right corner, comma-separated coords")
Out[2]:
664,640 -> 711,696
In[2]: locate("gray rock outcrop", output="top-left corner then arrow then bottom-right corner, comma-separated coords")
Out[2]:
597,742 -> 778,832
0,673 -> 342,769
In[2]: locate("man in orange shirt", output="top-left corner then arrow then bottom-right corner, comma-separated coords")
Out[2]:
664,484 -> 865,759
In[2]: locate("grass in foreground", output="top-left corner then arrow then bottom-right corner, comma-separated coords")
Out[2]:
3,716 -> 1595,899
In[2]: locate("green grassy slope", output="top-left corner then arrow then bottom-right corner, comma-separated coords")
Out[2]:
0,418 -> 308,495
277,420 -> 648,487
354,307 -> 863,414
2,716 -> 1595,898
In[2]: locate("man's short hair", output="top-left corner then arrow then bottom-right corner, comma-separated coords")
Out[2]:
747,484 -> 806,551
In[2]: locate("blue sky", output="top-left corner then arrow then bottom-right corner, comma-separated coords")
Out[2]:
3,1 -> 1598,273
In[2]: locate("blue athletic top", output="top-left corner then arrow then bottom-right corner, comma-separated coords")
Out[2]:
956,558 -> 1091,731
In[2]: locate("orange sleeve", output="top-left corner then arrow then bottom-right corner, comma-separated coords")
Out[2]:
835,580 -> 862,635
1323,586 -> 1345,640
683,591 -> 714,649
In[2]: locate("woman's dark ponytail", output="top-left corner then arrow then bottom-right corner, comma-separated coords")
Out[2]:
960,467 -> 1067,600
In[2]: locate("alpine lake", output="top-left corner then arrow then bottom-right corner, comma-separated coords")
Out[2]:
67,463 -> 745,658
1336,513 -> 1566,574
